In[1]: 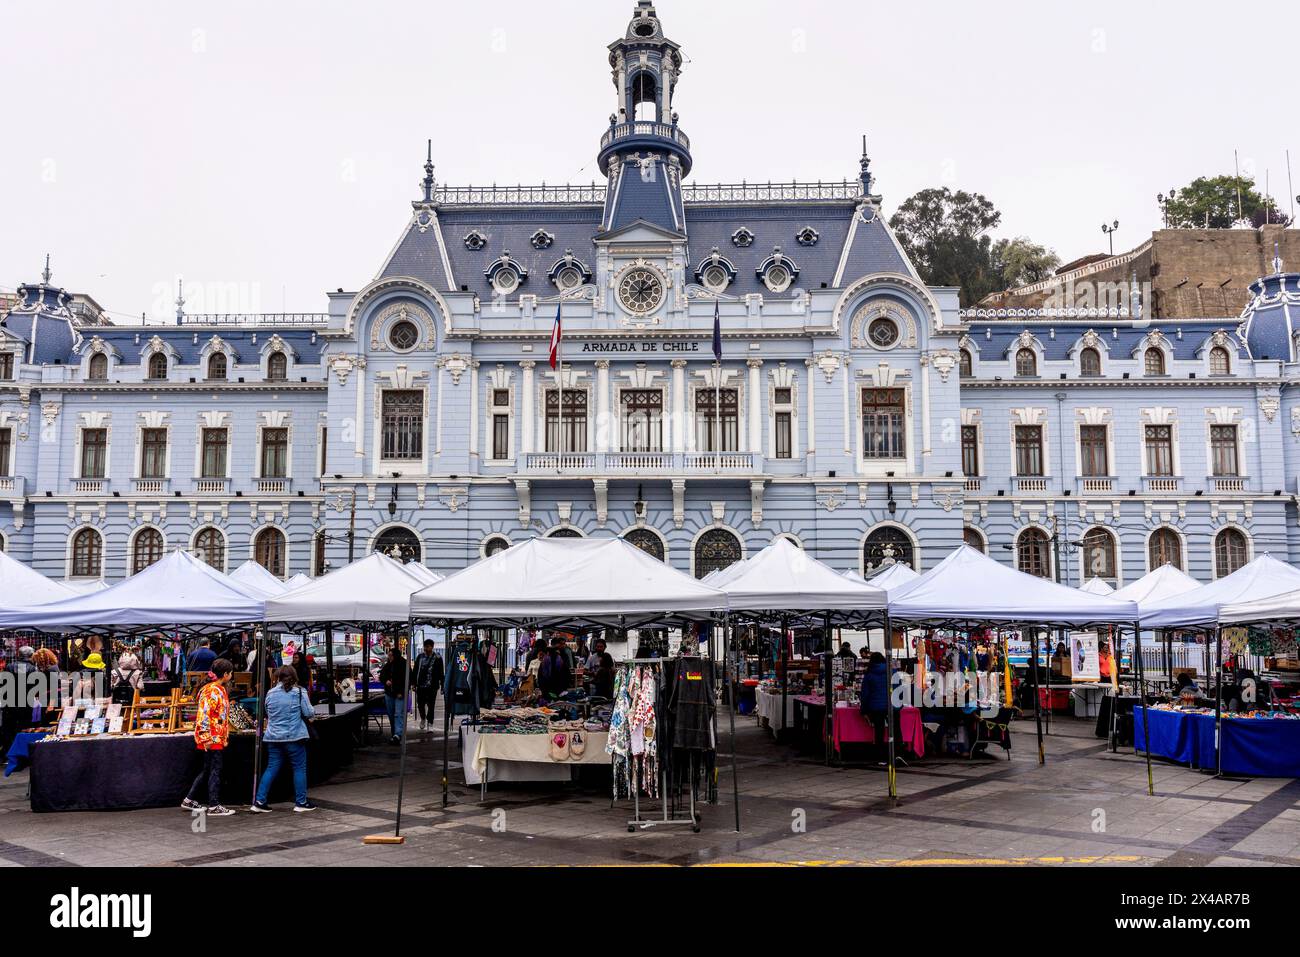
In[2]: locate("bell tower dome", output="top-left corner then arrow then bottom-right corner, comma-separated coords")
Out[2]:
598,3 -> 691,235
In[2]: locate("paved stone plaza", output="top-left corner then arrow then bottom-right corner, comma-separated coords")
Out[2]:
2,711 -> 1297,867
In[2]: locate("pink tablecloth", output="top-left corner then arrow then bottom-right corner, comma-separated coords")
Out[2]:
832,703 -> 924,757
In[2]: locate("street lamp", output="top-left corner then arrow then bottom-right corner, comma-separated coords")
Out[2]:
1156,190 -> 1177,228
1101,220 -> 1120,255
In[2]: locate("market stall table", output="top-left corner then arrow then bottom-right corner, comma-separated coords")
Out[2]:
460,726 -> 610,793
25,703 -> 364,812
754,687 -> 796,733
1135,706 -> 1300,777
3,731 -> 47,777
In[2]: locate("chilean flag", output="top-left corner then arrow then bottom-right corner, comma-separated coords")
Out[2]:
548,300 -> 562,370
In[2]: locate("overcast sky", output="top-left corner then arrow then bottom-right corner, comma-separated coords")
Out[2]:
2,0 -> 1296,321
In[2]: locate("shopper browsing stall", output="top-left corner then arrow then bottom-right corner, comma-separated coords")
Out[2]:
379,645 -> 408,743
182,659 -> 235,817
250,665 -> 318,814
412,639 -> 444,731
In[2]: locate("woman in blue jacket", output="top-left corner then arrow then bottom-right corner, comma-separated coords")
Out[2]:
859,652 -> 893,763
250,666 -> 318,813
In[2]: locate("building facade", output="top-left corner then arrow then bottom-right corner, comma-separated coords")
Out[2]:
2,2 -> 1298,588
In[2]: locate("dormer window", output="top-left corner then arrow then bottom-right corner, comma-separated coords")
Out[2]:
1144,347 -> 1166,376
756,247 -> 798,294
485,252 -> 527,296
548,251 -> 592,292
796,226 -> 820,247
463,230 -> 487,251
1209,346 -> 1230,376
1079,347 -> 1101,376
207,353 -> 227,381
88,353 -> 107,381
147,352 -> 168,380
731,227 -> 754,248
959,348 -> 973,377
530,230 -> 554,250
694,247 -> 736,294
1015,348 -> 1037,377
267,351 -> 288,381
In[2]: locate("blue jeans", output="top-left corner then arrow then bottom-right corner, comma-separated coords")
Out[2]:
385,694 -> 405,739
256,741 -> 308,806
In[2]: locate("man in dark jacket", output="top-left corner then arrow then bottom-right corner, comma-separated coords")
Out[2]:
189,638 -> 217,675
379,646 -> 408,743
411,639 -> 444,732
537,637 -> 572,698
859,653 -> 893,763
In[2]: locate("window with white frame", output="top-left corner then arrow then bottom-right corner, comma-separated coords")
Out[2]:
0,427 -> 11,474
490,389 -> 511,461
1144,425 -> 1174,476
200,428 -> 228,478
0,352 -> 15,380
80,428 -> 108,479
381,390 -> 424,460
1079,424 -> 1109,476
88,352 -> 108,380
1209,346 -> 1230,376
1144,347 -> 1166,376
772,386 -> 794,459
695,388 -> 738,452
260,427 -> 288,478
861,388 -> 905,459
1014,425 -> 1044,476
620,390 -> 662,452
546,389 -> 588,453
1210,424 -> 1239,476
140,428 -> 168,479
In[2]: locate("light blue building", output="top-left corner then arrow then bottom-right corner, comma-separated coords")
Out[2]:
1,2 -> 1297,589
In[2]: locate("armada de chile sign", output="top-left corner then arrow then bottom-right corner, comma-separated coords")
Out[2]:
578,340 -> 703,354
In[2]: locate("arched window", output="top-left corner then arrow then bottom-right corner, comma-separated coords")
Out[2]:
547,527 -> 582,539
1079,347 -> 1101,376
1214,528 -> 1248,578
864,526 -> 915,571
624,528 -> 665,561
1144,347 -> 1166,376
963,526 -> 986,553
254,527 -> 286,578
374,526 -> 421,563
132,527 -> 164,574
1015,348 -> 1037,377
147,352 -> 169,380
483,535 -> 510,557
267,351 -> 288,382
194,527 -> 225,571
1081,527 -> 1117,582
71,528 -> 103,578
1016,528 -> 1051,578
207,352 -> 227,381
1148,527 -> 1182,571
694,528 -> 741,579
88,353 -> 108,381
1209,346 -> 1230,376
959,349 -> 972,377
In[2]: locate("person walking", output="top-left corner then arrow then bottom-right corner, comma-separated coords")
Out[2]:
182,659 -> 235,816
379,645 -> 408,744
1,646 -> 37,753
411,639 -> 444,732
250,665 -> 318,813
858,652 -> 894,765
188,638 -> 217,676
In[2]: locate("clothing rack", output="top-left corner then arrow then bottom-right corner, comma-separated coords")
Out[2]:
617,656 -> 704,833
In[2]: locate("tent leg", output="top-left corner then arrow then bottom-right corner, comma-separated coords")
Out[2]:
325,623 -> 336,716
725,615 -> 741,832
441,624 -> 451,808
1030,629 -> 1045,766
392,628 -> 411,841
1214,626 -> 1223,778
823,612 -> 833,767
252,627 -> 267,806
884,611 -> 897,804
779,614 -> 789,737
1133,620 -> 1153,795
361,629 -> 370,745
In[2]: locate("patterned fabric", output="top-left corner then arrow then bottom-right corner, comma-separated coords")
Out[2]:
606,666 -> 633,798
629,666 -> 658,797
193,681 -> 230,751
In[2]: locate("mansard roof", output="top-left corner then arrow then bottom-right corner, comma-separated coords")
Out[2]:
74,327 -> 324,365
967,318 -> 1241,363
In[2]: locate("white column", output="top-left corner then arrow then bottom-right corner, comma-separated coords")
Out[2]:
354,356 -> 366,467
520,361 -> 535,455
841,353 -> 852,454
595,359 -> 611,453
671,359 -> 687,454
468,360 -> 480,460
747,358 -> 763,455
804,358 -> 816,471
919,353 -> 932,470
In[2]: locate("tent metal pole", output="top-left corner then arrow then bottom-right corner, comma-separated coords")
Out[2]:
822,611 -> 833,767
325,623 -> 336,716
1133,620 -> 1153,795
252,626 -> 266,805
393,627 -> 411,839
780,613 -> 789,736
884,610 -> 897,803
441,624 -> 451,808
1030,628 -> 1045,765
1214,625 -> 1224,778
361,628 -> 370,745
725,614 -> 740,832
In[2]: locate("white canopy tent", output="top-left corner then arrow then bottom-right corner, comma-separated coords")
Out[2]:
863,562 -> 920,592
229,559 -> 292,598
283,573 -> 314,592
0,551 -> 75,606
0,550 -> 266,633
403,563 -> 443,586
59,579 -> 110,594
713,537 -> 887,620
1112,564 -> 1201,610
889,545 -> 1140,626
265,553 -> 432,627
1079,577 -> 1115,596
1140,555 -> 1300,629
409,537 -> 728,629
1221,589 -> 1300,624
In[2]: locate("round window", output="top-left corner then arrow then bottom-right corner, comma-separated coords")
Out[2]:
493,268 -> 520,295
388,320 -> 419,351
703,265 -> 729,292
556,266 -> 583,291
764,265 -> 790,292
868,317 -> 900,348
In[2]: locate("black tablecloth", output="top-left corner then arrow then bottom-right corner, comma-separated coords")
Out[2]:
1095,693 -> 1137,746
28,704 -> 364,812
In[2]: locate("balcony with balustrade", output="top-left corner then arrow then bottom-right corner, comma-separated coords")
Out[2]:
0,476 -> 24,498
522,451 -> 760,475
597,120 -> 693,175
1011,475 -> 1049,495
70,477 -> 109,495
1077,475 -> 1117,495
132,477 -> 170,495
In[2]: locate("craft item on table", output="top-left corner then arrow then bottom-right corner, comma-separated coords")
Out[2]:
107,717 -> 124,734
56,714 -> 75,737
1273,631 -> 1298,659
90,718 -> 106,735
73,720 -> 90,736
1224,627 -> 1249,657
1247,628 -> 1274,656
228,702 -> 256,732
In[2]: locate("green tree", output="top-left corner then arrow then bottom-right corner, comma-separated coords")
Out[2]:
992,237 -> 1061,288
889,188 -> 1059,305
1163,175 -> 1289,229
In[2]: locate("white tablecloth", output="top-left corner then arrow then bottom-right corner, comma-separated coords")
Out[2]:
755,689 -> 796,731
461,728 -> 610,785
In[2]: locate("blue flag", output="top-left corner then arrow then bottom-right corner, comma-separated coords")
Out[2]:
712,298 -> 722,361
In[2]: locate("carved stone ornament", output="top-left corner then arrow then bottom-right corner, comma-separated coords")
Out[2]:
1291,407 -> 1300,438
1080,329 -> 1102,350
1260,396 -> 1280,423
328,353 -> 358,387
441,354 -> 469,386
930,349 -> 957,383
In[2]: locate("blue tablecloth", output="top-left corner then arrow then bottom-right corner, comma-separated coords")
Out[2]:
4,732 -> 48,777
1136,708 -> 1300,777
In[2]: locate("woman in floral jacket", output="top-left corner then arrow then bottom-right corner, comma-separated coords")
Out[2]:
182,659 -> 235,816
